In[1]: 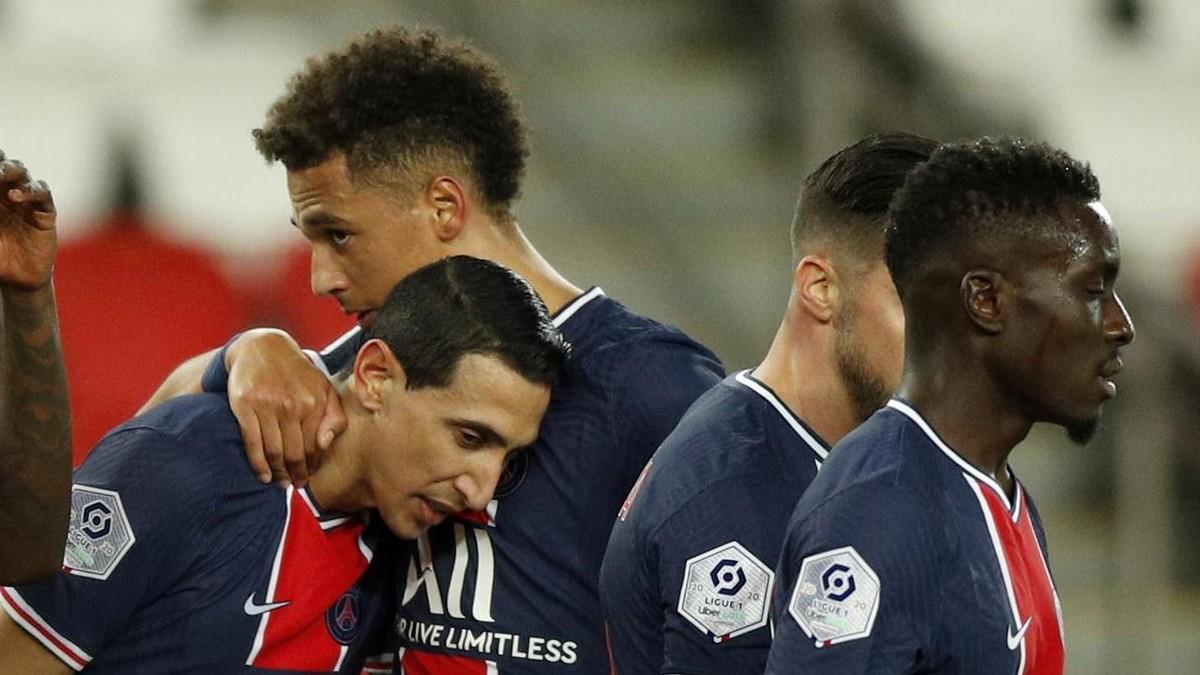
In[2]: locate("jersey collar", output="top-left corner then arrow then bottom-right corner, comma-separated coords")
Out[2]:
735,369 -> 830,463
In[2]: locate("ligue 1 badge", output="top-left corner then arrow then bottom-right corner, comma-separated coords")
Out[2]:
64,485 -> 136,580
787,546 -> 880,647
677,541 -> 773,642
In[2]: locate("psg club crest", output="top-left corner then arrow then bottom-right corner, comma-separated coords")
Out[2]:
326,587 -> 363,645
677,541 -> 773,642
64,485 -> 136,580
788,546 -> 880,647
493,449 -> 530,499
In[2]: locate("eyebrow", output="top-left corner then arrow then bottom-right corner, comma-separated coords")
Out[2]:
291,210 -> 347,230
451,419 -> 511,449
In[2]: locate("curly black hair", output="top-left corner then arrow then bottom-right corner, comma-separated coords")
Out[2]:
885,137 -> 1100,294
792,133 -> 939,263
253,27 -> 528,213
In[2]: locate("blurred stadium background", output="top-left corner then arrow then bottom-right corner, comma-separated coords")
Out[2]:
3,1 -> 1197,671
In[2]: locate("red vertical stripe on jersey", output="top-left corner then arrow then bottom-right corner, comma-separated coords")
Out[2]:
979,486 -> 1066,675
402,649 -> 490,674
251,490 -> 369,670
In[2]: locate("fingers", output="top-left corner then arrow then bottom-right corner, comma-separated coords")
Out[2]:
0,158 -> 30,186
316,392 -> 348,452
236,409 -> 273,484
281,416 -> 309,488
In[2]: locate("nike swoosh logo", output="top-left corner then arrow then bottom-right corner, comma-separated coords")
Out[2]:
244,593 -> 291,616
1007,616 -> 1032,650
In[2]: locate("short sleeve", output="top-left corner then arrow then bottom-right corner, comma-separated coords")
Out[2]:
765,486 -> 945,675
0,427 -> 214,670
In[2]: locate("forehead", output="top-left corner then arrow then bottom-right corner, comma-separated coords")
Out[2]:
286,156 -> 411,223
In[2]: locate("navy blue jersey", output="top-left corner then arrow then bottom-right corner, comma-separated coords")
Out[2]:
766,400 -> 1065,675
0,394 -> 397,673
601,370 -> 829,674
304,288 -> 723,674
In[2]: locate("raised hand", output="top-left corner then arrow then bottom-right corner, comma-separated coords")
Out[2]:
0,150 -> 57,291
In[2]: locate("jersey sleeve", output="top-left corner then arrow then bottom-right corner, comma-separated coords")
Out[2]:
0,427 -> 214,670
765,486 -> 945,675
200,326 -> 365,394
314,326 -> 365,374
603,473 -> 784,675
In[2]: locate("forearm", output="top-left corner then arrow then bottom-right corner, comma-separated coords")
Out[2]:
0,284 -> 71,584
137,348 -> 220,415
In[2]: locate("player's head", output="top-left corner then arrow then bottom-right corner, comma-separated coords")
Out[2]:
342,255 -> 568,538
254,27 -> 529,326
790,133 -> 939,421
886,137 -> 1135,443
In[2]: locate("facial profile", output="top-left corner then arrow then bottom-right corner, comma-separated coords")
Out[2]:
360,349 -> 552,539
996,200 -> 1135,444
288,154 -> 443,327
834,262 -> 906,422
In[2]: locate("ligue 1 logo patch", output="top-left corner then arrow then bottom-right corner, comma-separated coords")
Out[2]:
327,587 -> 364,645
64,485 -> 135,580
788,546 -> 880,647
677,541 -> 773,642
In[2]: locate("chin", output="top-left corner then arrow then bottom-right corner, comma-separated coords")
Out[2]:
1064,415 -> 1100,445
383,512 -> 425,540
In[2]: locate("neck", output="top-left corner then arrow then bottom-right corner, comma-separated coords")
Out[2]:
465,220 -> 583,315
896,349 -> 1031,495
305,389 -> 374,513
754,305 -> 864,447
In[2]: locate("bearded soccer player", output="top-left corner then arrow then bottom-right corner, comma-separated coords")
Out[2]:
600,134 -> 937,673
0,256 -> 568,673
141,28 -> 723,673
0,151 -> 71,586
765,139 -> 1135,674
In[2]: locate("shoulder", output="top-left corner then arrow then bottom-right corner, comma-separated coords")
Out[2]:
561,292 -> 723,387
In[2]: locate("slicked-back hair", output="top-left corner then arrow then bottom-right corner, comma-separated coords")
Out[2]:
364,256 -> 569,389
885,137 -> 1100,296
254,27 -> 528,215
791,133 -> 940,264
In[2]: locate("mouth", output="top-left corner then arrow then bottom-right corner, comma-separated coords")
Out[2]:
350,309 -> 377,329
416,497 -> 455,527
1098,357 -> 1123,398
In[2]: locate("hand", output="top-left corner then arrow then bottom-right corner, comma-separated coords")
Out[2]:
227,329 -> 348,487
0,151 -> 57,291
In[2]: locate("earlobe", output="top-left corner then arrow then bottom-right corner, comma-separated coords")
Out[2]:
428,176 -> 467,242
794,256 -> 837,323
353,340 -> 405,411
961,270 -> 1004,334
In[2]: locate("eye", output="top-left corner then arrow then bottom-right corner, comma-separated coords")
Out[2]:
457,429 -> 486,450
329,229 -> 352,247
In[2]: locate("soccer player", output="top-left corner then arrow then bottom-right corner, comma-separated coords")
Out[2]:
601,134 -> 938,673
766,138 -> 1135,674
0,255 -> 569,673
0,151 -> 71,585
141,28 -> 724,673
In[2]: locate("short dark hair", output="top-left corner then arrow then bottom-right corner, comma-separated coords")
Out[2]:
885,137 -> 1100,295
253,27 -> 528,215
791,133 -> 940,263
365,256 -> 569,389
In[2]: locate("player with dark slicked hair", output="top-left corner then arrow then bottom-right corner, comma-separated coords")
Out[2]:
767,138 -> 1135,674
140,27 -> 723,673
601,133 -> 938,674
0,255 -> 569,673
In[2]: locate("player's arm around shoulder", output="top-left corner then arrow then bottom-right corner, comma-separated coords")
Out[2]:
0,425 -> 219,671
766,485 -> 948,675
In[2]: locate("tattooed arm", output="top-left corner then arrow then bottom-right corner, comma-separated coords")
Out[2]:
0,152 -> 71,585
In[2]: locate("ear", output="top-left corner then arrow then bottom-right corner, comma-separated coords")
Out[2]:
793,255 -> 840,323
426,175 -> 469,242
960,269 -> 1005,334
352,339 -> 407,411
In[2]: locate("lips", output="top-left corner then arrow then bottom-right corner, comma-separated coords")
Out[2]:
417,497 -> 457,526
1098,357 -> 1123,379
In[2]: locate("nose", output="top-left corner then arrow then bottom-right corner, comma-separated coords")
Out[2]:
1106,292 -> 1135,346
310,246 -> 348,298
454,453 -> 507,512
